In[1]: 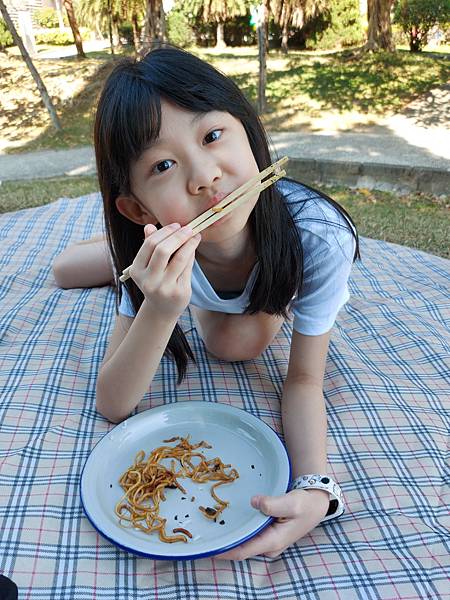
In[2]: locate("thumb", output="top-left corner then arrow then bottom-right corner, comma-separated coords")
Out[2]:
251,491 -> 300,519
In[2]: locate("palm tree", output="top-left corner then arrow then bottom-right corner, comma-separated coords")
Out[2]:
271,0 -> 329,54
0,0 -> 62,131
185,0 -> 250,48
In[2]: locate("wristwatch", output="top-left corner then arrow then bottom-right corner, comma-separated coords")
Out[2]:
290,474 -> 345,522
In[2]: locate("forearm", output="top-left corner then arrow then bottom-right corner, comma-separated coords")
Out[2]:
281,378 -> 328,478
96,301 -> 178,422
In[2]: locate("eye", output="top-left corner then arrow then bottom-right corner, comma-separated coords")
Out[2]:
204,129 -> 222,145
152,159 -> 174,174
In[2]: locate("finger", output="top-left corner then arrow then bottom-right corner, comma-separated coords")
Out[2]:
251,491 -> 302,520
147,225 -> 196,273
132,223 -> 181,271
216,522 -> 285,561
168,235 -> 200,282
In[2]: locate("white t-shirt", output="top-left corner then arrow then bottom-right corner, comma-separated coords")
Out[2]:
118,178 -> 356,336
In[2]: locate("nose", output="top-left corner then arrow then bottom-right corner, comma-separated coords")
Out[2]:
187,154 -> 222,196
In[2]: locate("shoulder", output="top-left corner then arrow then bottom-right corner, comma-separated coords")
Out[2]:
276,177 -> 356,263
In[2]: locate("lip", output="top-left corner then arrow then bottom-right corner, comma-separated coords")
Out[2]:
206,191 -> 228,211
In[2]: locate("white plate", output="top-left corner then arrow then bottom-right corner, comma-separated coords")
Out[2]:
80,401 -> 291,560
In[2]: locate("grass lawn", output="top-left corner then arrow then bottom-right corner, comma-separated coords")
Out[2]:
1,45 -> 449,153
0,176 -> 448,259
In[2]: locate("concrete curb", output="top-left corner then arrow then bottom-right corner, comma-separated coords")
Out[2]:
286,159 -> 450,195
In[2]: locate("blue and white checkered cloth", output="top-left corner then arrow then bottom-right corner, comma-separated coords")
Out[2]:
0,194 -> 449,599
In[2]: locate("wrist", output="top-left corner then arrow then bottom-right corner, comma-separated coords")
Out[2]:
140,298 -> 181,325
290,474 -> 345,522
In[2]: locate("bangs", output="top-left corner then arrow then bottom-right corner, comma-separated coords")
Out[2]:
95,60 -> 162,193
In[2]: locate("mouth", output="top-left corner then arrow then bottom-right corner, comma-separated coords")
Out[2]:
206,191 -> 228,211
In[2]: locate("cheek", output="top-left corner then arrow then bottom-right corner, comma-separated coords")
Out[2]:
155,204 -> 193,227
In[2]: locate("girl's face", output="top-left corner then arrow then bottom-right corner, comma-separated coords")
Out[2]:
119,100 -> 260,244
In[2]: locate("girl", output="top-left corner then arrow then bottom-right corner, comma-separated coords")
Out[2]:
55,46 -> 359,560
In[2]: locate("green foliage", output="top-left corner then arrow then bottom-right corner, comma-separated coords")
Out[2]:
224,15 -> 255,46
0,18 -> 14,50
182,0 -> 250,22
35,28 -> 91,46
118,22 -> 134,45
394,0 -> 450,51
33,7 -> 67,28
167,8 -> 195,47
311,0 -> 364,49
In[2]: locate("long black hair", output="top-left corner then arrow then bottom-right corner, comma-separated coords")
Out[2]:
94,46 -> 359,383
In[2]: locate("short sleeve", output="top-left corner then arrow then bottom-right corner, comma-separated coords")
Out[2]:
118,285 -> 136,317
291,227 -> 355,336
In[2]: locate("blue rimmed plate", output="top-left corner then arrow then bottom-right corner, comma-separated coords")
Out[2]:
80,401 -> 291,560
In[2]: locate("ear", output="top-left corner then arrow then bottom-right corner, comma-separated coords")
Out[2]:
115,195 -> 158,226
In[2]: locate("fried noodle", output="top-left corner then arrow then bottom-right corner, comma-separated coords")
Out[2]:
115,435 -> 239,543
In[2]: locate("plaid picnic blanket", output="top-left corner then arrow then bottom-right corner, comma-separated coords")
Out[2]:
0,194 -> 449,600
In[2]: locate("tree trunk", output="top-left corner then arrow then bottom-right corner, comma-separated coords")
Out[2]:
281,22 -> 289,54
63,0 -> 86,59
54,0 -> 65,30
216,22 -> 226,49
0,0 -> 62,132
107,0 -> 114,55
257,20 -> 267,114
132,13 -> 141,56
264,0 -> 270,54
141,0 -> 164,54
112,15 -> 121,48
365,0 -> 395,51
280,5 -> 292,55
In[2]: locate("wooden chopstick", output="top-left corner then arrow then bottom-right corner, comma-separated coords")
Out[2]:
187,155 -> 288,232
119,156 -> 288,283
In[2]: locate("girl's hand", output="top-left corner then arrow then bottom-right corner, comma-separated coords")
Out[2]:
128,223 -> 201,319
216,488 -> 329,560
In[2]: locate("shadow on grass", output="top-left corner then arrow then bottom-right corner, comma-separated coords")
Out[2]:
274,50 -> 449,115
5,52 -> 121,154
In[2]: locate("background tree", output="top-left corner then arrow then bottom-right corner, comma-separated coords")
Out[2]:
0,0 -> 62,131
365,0 -> 395,51
76,0 -> 145,55
63,0 -> 86,58
122,0 -> 146,54
271,0 -> 329,54
312,0 -> 364,50
141,0 -> 165,52
185,0 -> 250,48
394,0 -> 450,52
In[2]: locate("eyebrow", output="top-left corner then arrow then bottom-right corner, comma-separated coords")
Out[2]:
143,111 -> 208,153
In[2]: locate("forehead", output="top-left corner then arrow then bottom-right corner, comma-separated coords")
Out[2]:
156,100 -> 207,141
145,101 -> 239,151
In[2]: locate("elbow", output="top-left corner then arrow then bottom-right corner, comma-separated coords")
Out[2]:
53,250 -> 85,289
95,375 -> 128,424
52,254 -> 73,289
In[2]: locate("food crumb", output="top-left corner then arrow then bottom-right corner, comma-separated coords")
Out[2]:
181,497 -> 186,500
251,465 -> 255,469
220,520 -> 225,525
191,496 -> 195,502
109,484 -> 113,488
185,514 -> 189,518
174,515 -> 178,521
